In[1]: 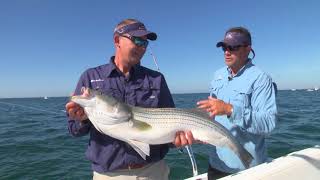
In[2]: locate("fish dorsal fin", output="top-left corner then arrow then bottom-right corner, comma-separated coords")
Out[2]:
186,108 -> 212,120
127,139 -> 150,160
129,119 -> 152,131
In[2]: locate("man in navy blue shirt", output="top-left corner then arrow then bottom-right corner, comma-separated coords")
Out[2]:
65,18 -> 193,179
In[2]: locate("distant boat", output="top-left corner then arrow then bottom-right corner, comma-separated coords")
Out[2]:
291,89 -> 296,91
307,89 -> 314,92
44,96 -> 48,99
315,87 -> 319,91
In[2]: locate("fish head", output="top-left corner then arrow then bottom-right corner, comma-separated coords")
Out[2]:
71,88 -> 132,122
71,92 -> 96,108
95,91 -> 132,120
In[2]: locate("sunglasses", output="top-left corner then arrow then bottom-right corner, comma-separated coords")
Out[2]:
121,35 -> 149,48
222,45 -> 247,52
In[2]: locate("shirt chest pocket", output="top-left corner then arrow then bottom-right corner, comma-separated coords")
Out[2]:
210,80 -> 224,98
232,86 -> 252,108
132,83 -> 160,108
91,81 -> 105,90
91,81 -> 123,100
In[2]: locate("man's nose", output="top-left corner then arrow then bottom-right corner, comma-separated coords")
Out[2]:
224,49 -> 231,55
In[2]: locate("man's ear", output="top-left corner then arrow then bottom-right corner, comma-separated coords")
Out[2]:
246,45 -> 252,53
114,35 -> 120,47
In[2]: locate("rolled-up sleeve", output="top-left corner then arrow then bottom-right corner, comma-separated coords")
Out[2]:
67,71 -> 92,137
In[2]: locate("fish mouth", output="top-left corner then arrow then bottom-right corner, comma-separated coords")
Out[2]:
70,88 -> 97,101
70,96 -> 90,101
70,94 -> 94,105
70,94 -> 95,108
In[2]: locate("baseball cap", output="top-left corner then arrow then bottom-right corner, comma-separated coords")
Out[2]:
114,22 -> 157,41
216,31 -> 251,47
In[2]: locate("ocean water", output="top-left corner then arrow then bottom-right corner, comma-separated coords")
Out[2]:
0,90 -> 320,179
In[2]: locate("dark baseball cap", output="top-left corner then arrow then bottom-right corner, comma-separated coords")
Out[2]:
114,22 -> 157,41
216,31 -> 251,47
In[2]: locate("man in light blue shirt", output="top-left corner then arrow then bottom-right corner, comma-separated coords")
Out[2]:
197,27 -> 277,179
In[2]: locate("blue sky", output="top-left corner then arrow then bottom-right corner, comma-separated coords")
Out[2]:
1,0 -> 320,98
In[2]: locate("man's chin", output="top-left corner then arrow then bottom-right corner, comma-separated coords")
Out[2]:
130,58 -> 142,65
225,61 -> 233,66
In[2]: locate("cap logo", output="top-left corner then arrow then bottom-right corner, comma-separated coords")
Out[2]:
117,28 -> 124,33
223,32 -> 250,46
138,26 -> 145,30
114,22 -> 146,35
226,33 -> 233,39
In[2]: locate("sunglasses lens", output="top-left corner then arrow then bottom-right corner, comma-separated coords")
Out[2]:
229,46 -> 236,51
222,47 -> 227,52
133,37 -> 148,47
222,45 -> 241,52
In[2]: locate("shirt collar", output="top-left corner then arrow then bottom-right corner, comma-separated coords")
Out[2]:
105,56 -> 141,79
104,56 -> 117,77
227,58 -> 252,78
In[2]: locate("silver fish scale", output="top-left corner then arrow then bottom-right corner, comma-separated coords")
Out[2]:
130,107 -> 253,168
131,107 -> 229,134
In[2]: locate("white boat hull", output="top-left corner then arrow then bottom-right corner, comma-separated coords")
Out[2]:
185,145 -> 320,180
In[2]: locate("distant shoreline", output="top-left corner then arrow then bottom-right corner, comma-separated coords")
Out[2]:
0,89 -> 318,99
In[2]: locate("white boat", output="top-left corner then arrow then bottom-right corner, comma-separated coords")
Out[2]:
44,96 -> 48,99
185,145 -> 320,180
291,89 -> 296,91
307,89 -> 314,92
315,87 -> 319,91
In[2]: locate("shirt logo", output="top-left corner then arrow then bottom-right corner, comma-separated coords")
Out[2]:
90,79 -> 104,83
149,95 -> 156,99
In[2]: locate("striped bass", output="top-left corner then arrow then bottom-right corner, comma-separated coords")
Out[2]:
71,88 -> 253,168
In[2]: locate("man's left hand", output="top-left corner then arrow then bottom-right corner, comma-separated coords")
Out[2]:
197,96 -> 233,117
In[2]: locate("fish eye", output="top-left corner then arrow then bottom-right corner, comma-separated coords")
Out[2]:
128,120 -> 134,127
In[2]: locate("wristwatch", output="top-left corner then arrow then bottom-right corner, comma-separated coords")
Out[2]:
80,119 -> 90,126
227,105 -> 233,118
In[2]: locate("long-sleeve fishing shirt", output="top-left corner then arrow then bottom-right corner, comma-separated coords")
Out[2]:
67,56 -> 175,173
208,59 -> 277,173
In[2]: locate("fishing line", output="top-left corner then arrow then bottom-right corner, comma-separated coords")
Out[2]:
186,145 -> 198,176
0,101 -> 65,115
149,46 -> 160,71
148,49 -> 199,176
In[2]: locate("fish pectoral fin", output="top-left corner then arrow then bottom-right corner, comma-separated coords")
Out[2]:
130,119 -> 152,131
128,139 -> 150,160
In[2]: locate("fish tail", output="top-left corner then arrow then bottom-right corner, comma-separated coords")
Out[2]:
238,146 -> 254,169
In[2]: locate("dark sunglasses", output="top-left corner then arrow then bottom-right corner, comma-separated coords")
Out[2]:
222,45 -> 247,52
121,35 -> 149,48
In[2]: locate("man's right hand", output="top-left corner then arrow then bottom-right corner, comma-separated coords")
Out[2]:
173,131 -> 194,147
65,89 -> 89,121
65,101 -> 87,121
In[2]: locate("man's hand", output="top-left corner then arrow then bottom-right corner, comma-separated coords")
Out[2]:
197,96 -> 233,117
65,89 -> 89,121
173,131 -> 194,147
65,102 -> 88,121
